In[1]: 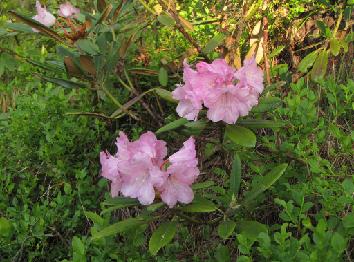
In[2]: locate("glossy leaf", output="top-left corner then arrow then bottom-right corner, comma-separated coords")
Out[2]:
156,118 -> 189,134
149,222 -> 177,255
225,126 -> 256,148
180,197 -> 217,213
230,153 -> 241,196
218,220 -> 236,239
203,34 -> 225,54
242,164 -> 288,205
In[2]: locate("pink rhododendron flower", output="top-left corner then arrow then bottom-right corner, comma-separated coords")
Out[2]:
58,2 -> 80,18
32,1 -> 56,30
100,151 -> 121,197
159,137 -> 199,208
234,57 -> 264,94
100,132 -> 200,207
173,58 -> 264,124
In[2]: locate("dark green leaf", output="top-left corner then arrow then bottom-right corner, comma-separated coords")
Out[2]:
6,22 -> 33,33
0,217 -> 13,238
203,34 -> 225,54
102,197 -> 139,207
92,217 -> 147,240
252,97 -> 282,113
156,118 -> 189,134
149,222 -> 177,255
298,50 -> 319,73
215,244 -> 230,262
225,126 -> 256,148
158,67 -> 168,86
239,221 -> 268,241
230,153 -> 241,196
157,14 -> 176,27
38,75 -> 87,89
242,164 -> 288,205
218,220 -> 237,239
192,180 -> 215,190
316,21 -> 331,38
180,197 -> 217,213
342,213 -> 354,228
237,119 -> 285,129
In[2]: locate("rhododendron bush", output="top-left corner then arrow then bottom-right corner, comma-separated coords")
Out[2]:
3,0 -> 353,260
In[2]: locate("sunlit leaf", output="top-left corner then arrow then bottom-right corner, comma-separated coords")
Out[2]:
298,50 -> 319,73
154,88 -> 176,103
203,34 -> 225,54
156,118 -> 189,134
238,220 -> 268,241
157,14 -> 176,27
158,67 -> 168,86
225,126 -> 256,148
310,50 -> 328,82
180,196 -> 217,213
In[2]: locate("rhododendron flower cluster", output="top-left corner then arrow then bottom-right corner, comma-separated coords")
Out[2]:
100,132 -> 199,208
173,58 -> 264,124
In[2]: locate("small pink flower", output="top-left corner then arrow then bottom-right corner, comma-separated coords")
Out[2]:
159,137 -> 199,208
32,1 -> 56,30
58,2 -> 80,18
234,57 -> 264,94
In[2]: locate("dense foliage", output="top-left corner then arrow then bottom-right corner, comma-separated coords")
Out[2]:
0,0 -> 353,261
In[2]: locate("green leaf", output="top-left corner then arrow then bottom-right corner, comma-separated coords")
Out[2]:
239,221 -> 268,241
102,196 -> 139,206
252,96 -> 282,113
215,244 -> 231,262
158,67 -> 168,86
269,45 -> 285,59
298,50 -> 319,73
342,213 -> 354,228
84,211 -> 104,226
203,34 -> 225,54
92,217 -> 147,240
72,236 -> 85,255
0,217 -> 13,238
218,220 -> 237,239
230,153 -> 241,196
149,222 -> 177,255
225,126 -> 256,148
157,14 -> 176,27
76,39 -> 100,56
316,21 -> 331,38
330,38 -> 340,56
156,118 -> 189,134
95,4 -> 113,25
192,180 -> 215,190
37,75 -> 87,89
180,197 -> 217,213
331,232 -> 346,253
310,50 -> 328,82
237,119 -> 285,129
6,22 -> 33,33
242,164 -> 288,205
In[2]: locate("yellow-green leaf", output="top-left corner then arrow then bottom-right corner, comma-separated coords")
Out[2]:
149,222 -> 177,255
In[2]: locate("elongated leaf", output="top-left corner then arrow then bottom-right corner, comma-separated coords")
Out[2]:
84,211 -> 104,225
242,164 -> 288,205
155,88 -> 176,103
330,38 -> 340,56
225,126 -> 256,148
149,222 -> 177,255
298,50 -> 319,73
79,55 -> 96,77
6,22 -> 33,33
157,14 -> 176,27
158,67 -> 168,86
96,4 -> 113,25
230,153 -> 241,196
310,50 -> 328,82
237,119 -> 285,129
97,0 -> 107,12
156,118 -> 189,134
92,217 -> 147,240
218,220 -> 236,239
64,57 -> 84,78
203,34 -> 225,54
38,75 -> 87,89
252,97 -> 282,113
180,197 -> 217,213
316,21 -> 331,38
9,11 -> 67,44
269,46 -> 285,59
102,197 -> 139,207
